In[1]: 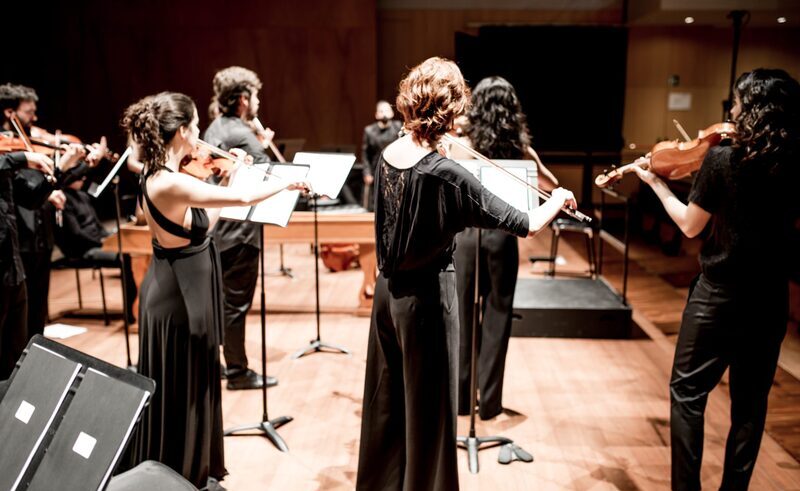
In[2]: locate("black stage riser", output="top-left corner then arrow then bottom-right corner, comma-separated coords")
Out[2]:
511,278 -> 632,339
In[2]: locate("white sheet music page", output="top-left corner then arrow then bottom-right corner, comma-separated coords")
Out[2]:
249,164 -> 310,227
292,152 -> 355,199
219,164 -> 264,221
479,166 -> 532,213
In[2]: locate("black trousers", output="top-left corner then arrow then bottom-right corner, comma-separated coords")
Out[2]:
454,228 -> 519,419
357,269 -> 460,491
21,250 -> 51,339
0,281 -> 28,379
671,274 -> 787,491
219,244 -> 259,374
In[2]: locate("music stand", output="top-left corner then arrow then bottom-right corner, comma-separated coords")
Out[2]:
88,148 -> 135,370
288,153 -> 355,360
455,160 -> 536,473
219,163 -> 309,451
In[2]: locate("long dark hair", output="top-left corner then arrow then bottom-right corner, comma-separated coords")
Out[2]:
467,76 -> 530,159
732,69 -> 800,173
121,92 -> 196,174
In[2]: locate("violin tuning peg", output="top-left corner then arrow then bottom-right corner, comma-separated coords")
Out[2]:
611,164 -> 617,169
603,169 -> 608,174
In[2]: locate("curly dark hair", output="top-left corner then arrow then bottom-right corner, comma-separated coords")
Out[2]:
466,76 -> 530,159
396,57 -> 471,148
732,68 -> 800,172
120,92 -> 196,175
213,66 -> 262,117
0,83 -> 38,113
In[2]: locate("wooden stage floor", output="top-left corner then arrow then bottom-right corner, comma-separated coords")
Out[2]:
47,236 -> 800,490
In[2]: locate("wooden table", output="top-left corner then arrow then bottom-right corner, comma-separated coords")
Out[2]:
103,212 -> 377,316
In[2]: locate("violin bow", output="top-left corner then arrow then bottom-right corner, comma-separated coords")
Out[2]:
10,113 -> 34,152
252,117 -> 287,163
442,134 -> 591,223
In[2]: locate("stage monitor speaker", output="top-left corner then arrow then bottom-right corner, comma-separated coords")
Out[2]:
0,335 -> 155,491
107,461 -> 197,491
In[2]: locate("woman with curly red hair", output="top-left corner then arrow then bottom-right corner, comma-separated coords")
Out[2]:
356,57 -> 577,490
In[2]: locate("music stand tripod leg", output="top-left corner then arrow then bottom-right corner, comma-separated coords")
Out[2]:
456,229 -> 532,473
224,230 -> 292,451
291,194 -> 350,359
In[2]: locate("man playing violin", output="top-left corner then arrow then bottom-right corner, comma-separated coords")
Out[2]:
0,147 -> 54,379
1,83 -> 110,338
203,66 -> 276,390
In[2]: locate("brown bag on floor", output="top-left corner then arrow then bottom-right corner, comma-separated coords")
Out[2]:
320,244 -> 359,272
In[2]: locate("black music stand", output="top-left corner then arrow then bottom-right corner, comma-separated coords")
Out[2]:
89,147 -> 135,371
291,194 -> 350,359
223,230 -> 292,451
219,163 -> 309,451
288,152 -> 356,360
455,160 -> 535,472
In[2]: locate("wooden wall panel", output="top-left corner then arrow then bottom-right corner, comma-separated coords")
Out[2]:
4,0 -> 376,152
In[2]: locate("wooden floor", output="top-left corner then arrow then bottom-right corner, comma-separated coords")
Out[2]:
47,236 -> 800,490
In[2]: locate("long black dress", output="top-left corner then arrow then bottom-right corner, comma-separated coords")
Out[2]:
356,151 -> 530,491
131,172 -> 226,488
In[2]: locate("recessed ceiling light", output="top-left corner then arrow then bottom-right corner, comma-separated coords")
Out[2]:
777,16 -> 787,24
684,16 -> 695,24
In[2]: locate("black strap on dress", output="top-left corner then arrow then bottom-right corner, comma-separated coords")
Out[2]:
141,170 -> 209,244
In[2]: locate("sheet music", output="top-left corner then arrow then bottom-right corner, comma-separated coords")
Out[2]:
480,166 -> 531,212
219,163 -> 310,227
88,147 -> 132,198
292,152 -> 355,199
249,164 -> 309,226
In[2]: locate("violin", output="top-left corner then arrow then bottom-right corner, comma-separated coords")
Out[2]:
180,139 -> 273,180
595,122 -> 736,188
30,126 -> 82,145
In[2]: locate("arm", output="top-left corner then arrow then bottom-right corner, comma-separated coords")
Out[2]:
634,167 -> 711,238
526,146 -> 559,193
526,188 -> 576,236
162,171 -> 304,209
361,129 -> 374,181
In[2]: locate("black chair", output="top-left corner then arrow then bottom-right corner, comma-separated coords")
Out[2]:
529,217 -> 598,278
50,255 -> 110,325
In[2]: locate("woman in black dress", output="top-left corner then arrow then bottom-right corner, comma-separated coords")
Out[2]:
356,58 -> 577,491
454,76 -> 559,420
121,92 -> 306,490
634,69 -> 800,490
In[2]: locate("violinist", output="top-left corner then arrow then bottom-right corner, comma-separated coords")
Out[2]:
633,69 -> 800,490
203,66 -> 275,391
0,149 -> 54,379
449,76 -> 559,421
121,92 -> 307,489
1,83 -> 103,338
356,57 -> 576,491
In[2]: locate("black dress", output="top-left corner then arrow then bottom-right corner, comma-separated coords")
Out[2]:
131,172 -> 226,488
356,152 -> 529,491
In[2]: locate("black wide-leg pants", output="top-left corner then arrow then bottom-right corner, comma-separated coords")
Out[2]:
219,244 -> 259,375
670,274 -> 787,491
454,228 -> 518,419
357,268 -> 460,491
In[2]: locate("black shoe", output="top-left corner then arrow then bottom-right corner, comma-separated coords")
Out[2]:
226,369 -> 278,390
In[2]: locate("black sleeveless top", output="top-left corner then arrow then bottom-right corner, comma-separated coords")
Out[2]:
141,169 -> 209,245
